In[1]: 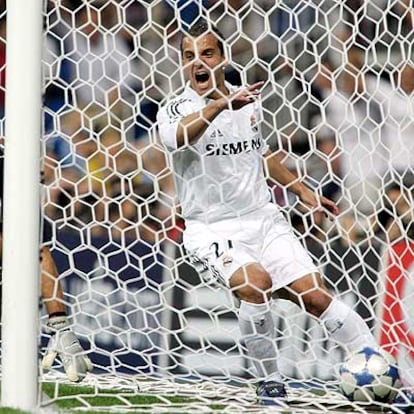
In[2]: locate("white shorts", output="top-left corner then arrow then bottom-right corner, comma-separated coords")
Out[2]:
184,203 -> 319,291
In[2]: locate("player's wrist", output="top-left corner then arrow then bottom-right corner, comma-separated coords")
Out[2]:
288,181 -> 308,197
214,96 -> 229,111
46,314 -> 71,334
49,311 -> 67,319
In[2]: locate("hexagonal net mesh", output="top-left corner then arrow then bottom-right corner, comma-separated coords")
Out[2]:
3,0 -> 414,412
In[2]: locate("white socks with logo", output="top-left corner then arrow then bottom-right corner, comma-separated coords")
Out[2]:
238,300 -> 282,383
238,297 -> 376,384
320,298 -> 377,353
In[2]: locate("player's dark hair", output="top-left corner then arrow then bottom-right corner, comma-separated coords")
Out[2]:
180,17 -> 225,56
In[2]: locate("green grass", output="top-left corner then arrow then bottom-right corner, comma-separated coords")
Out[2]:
41,382 -> 226,413
0,409 -> 30,414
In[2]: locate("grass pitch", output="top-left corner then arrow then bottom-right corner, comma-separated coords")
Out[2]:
1,375 -> 395,414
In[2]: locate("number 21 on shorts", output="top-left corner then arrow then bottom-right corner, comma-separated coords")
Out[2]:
210,240 -> 234,264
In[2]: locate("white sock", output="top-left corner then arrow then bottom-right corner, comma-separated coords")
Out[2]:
320,298 -> 377,353
238,300 -> 282,382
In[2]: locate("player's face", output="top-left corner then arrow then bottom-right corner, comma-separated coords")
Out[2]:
181,33 -> 226,97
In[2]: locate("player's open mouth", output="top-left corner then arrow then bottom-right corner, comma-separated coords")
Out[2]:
195,72 -> 210,83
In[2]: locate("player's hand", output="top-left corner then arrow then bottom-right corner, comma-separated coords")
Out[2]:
298,187 -> 339,219
42,315 -> 93,382
226,81 -> 264,110
319,195 -> 340,217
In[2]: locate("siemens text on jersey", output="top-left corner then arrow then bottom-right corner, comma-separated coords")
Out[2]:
205,137 -> 263,156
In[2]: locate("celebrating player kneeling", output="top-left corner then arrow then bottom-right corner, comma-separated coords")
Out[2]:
157,17 -> 413,410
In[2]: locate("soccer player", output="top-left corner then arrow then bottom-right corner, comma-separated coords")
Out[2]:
157,18 -> 412,407
0,151 -> 92,382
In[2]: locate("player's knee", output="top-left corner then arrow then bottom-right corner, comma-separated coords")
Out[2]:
230,265 -> 272,303
289,273 -> 332,316
302,290 -> 332,317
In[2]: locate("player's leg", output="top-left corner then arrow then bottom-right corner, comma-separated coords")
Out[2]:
262,212 -> 377,353
229,263 -> 280,376
190,248 -> 282,384
229,263 -> 287,405
277,272 -> 378,352
185,221 -> 287,406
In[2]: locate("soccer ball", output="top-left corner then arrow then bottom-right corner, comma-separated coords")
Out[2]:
339,347 -> 401,403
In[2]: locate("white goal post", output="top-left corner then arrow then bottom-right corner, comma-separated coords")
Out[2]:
1,0 -> 43,410
1,1 -> 413,412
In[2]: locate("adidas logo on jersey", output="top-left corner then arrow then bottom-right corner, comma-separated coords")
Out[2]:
210,129 -> 224,138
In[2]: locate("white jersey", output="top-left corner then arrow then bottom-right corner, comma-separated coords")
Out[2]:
157,82 -> 271,224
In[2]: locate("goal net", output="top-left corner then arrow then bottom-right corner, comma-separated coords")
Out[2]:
2,0 -> 414,412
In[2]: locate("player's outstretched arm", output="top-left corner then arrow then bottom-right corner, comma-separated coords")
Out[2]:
41,246 -> 65,315
264,150 -> 339,217
176,100 -> 227,147
41,246 -> 93,382
176,82 -> 263,148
